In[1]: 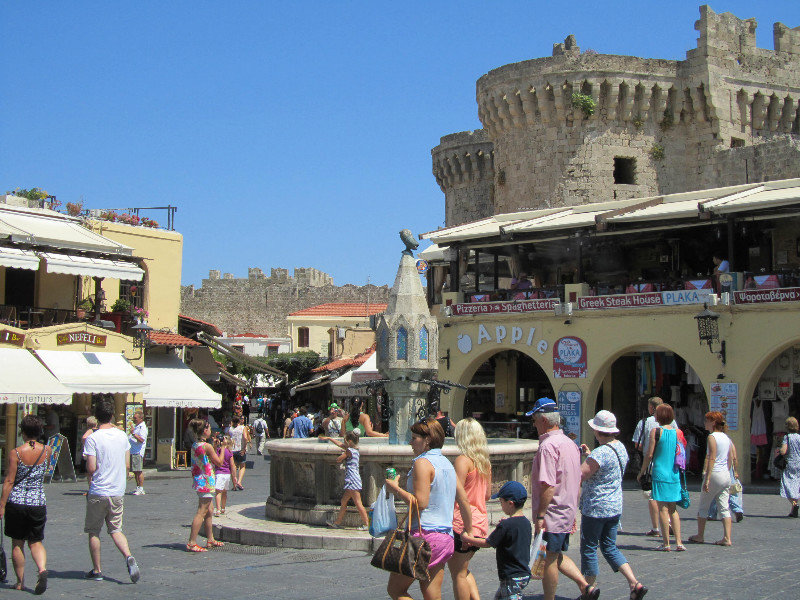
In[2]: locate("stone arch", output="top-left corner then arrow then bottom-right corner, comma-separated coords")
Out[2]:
738,336 -> 800,416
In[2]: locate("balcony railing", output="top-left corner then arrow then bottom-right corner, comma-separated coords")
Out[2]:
0,305 -> 83,329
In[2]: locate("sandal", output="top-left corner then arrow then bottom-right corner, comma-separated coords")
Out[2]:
13,582 -> 24,591
581,584 -> 600,600
713,540 -> 732,546
186,542 -> 208,552
220,509 -> 226,515
687,536 -> 704,544
644,529 -> 660,537
675,544 -> 687,552
630,583 -> 649,600
34,571 -> 48,595
655,544 -> 671,551
213,510 -> 221,517
206,539 -> 224,548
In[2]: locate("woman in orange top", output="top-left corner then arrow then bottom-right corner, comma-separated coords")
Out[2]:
448,418 -> 491,600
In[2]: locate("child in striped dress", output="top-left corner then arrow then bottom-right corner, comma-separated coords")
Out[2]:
321,431 -> 369,530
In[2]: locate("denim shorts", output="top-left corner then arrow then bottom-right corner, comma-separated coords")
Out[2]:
494,575 -> 530,600
543,531 -> 570,553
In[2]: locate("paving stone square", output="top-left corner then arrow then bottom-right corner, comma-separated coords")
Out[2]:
9,453 -> 799,599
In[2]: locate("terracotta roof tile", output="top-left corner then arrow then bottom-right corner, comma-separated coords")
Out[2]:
228,332 -> 270,338
288,303 -> 387,318
178,314 -> 223,336
148,332 -> 201,347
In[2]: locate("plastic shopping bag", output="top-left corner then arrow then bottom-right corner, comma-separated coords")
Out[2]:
369,484 -> 397,538
529,529 -> 547,581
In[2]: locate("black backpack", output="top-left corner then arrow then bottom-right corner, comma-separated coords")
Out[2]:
254,420 -> 264,434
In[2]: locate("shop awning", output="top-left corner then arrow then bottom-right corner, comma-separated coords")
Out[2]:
290,373 -> 333,395
0,247 -> 40,270
142,353 -> 221,409
0,205 -> 133,254
40,252 -> 144,281
196,331 -> 287,380
0,348 -> 73,405
220,368 -> 249,388
35,350 -> 150,394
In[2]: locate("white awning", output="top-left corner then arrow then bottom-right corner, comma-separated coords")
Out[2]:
0,348 -> 73,405
41,252 -> 144,281
0,205 -> 133,254
0,247 -> 40,270
142,353 -> 221,409
35,350 -> 150,394
290,373 -> 333,395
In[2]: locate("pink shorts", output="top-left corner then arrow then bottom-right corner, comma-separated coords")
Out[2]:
413,530 -> 454,569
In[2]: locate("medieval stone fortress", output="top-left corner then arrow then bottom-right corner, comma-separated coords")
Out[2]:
180,266 -> 389,336
432,6 -> 800,226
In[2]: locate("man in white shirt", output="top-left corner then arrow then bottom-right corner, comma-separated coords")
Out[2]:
83,398 -> 140,583
251,414 -> 269,455
128,410 -> 148,495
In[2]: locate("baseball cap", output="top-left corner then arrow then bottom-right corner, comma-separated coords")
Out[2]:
525,397 -> 557,417
491,481 -> 527,503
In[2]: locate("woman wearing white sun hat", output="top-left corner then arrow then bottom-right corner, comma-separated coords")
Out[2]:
579,410 -> 648,600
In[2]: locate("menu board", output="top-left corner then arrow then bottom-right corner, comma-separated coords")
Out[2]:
709,382 -> 738,431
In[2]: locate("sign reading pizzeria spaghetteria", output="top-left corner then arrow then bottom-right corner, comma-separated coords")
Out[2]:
733,287 -> 800,304
0,329 -> 25,346
56,331 -> 107,347
451,298 -> 558,315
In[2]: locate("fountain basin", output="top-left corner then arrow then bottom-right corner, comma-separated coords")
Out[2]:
265,437 -> 539,526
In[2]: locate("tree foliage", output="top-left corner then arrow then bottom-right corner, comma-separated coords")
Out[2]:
226,351 -> 322,386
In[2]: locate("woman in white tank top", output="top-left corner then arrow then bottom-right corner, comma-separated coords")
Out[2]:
689,411 -> 735,546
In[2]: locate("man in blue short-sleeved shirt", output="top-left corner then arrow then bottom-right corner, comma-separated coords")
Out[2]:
289,406 -> 313,438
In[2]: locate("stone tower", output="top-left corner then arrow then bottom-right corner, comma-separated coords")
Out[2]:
376,249 -> 439,444
434,6 -> 800,225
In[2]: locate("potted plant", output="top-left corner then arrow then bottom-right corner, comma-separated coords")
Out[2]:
76,298 -> 93,320
104,298 -> 132,332
111,298 -> 132,313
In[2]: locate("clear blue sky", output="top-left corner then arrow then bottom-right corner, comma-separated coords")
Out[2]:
2,2 -> 796,287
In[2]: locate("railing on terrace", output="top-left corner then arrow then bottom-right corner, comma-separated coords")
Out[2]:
0,305 -> 82,329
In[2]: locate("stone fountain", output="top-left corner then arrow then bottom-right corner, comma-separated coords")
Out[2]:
265,231 -> 539,526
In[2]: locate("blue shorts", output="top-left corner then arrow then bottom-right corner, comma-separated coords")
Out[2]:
543,531 -> 570,553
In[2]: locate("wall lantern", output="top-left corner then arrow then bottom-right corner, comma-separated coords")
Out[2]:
694,303 -> 726,364
129,320 -> 153,360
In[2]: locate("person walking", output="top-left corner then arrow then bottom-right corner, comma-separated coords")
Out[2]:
638,403 -> 684,552
289,406 -> 313,439
321,432 -> 369,530
528,397 -> 598,600
81,416 -> 99,490
251,414 -> 268,455
688,411 -> 734,546
638,397 -> 666,537
83,398 -> 140,583
0,415 -> 51,594
383,418 -> 473,600
229,416 -> 249,490
187,419 -> 224,552
580,410 -> 648,600
128,410 -> 148,495
447,418 -> 491,600
777,416 -> 800,517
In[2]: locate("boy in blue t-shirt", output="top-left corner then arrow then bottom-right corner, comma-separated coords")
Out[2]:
461,480 -> 532,600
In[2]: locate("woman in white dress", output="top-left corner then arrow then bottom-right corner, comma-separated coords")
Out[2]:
777,417 -> 800,518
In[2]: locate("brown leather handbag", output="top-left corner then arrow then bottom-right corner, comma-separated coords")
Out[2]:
370,499 -> 431,582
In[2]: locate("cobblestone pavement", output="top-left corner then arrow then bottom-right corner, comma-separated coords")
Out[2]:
8,451 -> 800,599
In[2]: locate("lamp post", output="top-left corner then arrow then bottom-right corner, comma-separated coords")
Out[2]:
694,303 -> 726,365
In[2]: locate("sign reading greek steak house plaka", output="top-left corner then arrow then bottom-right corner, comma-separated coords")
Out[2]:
56,331 -> 107,347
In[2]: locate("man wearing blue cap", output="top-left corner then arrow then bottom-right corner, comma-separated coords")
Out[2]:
461,481 -> 531,600
528,398 -> 599,600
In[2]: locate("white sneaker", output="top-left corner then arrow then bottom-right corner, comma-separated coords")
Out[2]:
132,488 -> 144,496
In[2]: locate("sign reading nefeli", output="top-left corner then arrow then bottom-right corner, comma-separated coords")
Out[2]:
56,331 -> 107,347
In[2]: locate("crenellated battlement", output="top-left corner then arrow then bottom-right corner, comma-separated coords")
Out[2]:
433,6 -> 800,217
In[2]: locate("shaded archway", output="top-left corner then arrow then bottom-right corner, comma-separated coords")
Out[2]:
591,345 -> 709,475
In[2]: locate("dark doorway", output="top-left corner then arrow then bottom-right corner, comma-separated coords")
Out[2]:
4,268 -> 35,306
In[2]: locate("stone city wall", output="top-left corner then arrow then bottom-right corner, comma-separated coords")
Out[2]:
434,6 -> 800,225
181,268 -> 389,337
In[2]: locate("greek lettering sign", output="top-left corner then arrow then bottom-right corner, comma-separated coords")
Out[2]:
553,337 -> 588,378
451,299 -> 558,315
56,331 -> 107,347
0,329 -> 25,346
557,390 -> 581,444
709,382 -> 738,431
733,287 -> 800,304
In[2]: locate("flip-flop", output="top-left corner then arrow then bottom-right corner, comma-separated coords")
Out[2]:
186,542 -> 208,552
675,544 -> 687,552
644,529 -> 660,537
34,570 -> 48,595
655,544 -> 671,551
630,583 -> 649,600
687,536 -> 704,544
713,540 -> 732,546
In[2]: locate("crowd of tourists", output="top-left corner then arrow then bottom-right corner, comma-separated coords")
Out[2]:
1,391 -> 799,598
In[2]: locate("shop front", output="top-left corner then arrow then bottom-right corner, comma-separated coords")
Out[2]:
0,322 -> 148,475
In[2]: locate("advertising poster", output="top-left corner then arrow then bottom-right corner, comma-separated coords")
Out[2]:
710,382 -> 738,431
553,337 -> 588,378
557,390 -> 581,444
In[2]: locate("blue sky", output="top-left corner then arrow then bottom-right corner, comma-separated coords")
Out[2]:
2,1 -> 796,287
